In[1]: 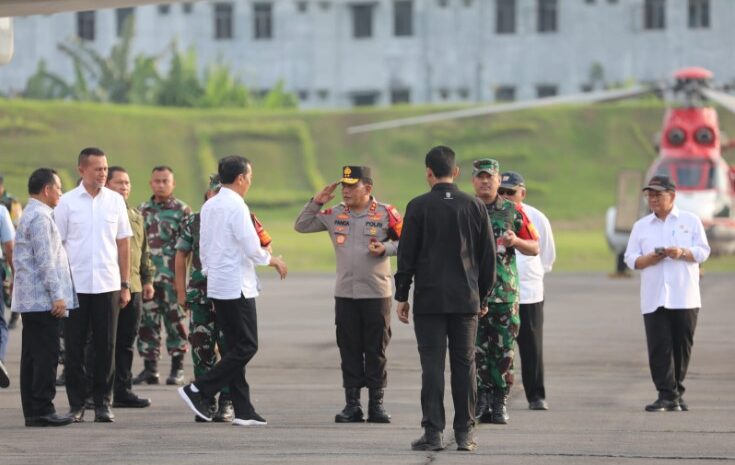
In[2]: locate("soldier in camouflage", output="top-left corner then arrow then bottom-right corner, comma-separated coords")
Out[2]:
471,158 -> 539,425
0,174 -> 22,330
134,166 -> 192,386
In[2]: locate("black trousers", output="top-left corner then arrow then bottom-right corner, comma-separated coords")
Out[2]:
64,292 -> 119,409
195,295 -> 258,418
517,301 -> 545,402
413,313 -> 477,433
20,312 -> 61,418
334,297 -> 392,389
115,292 -> 142,397
643,307 -> 698,401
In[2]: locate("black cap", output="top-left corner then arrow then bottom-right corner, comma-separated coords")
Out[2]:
642,175 -> 676,192
341,166 -> 372,185
500,171 -> 525,189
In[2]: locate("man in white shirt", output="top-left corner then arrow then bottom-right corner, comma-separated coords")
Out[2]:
624,175 -> 710,412
178,155 -> 287,426
54,147 -> 132,423
499,172 -> 556,411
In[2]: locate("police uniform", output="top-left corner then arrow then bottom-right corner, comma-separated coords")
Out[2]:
295,166 -> 402,423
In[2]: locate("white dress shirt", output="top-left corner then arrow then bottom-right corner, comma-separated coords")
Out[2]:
516,203 -> 556,304
54,185 -> 132,294
624,206 -> 710,314
200,187 -> 271,300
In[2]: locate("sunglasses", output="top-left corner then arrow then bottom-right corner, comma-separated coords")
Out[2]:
498,188 -> 517,196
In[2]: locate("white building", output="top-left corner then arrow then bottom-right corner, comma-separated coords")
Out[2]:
1,0 -> 733,108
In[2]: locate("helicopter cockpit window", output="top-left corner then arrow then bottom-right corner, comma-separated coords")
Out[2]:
656,159 -> 714,190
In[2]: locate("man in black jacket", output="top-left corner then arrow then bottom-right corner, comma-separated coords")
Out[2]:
395,145 -> 495,452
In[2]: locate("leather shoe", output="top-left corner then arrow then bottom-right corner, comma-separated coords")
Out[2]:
411,429 -> 444,451
25,413 -> 74,427
645,398 -> 681,412
113,393 -> 151,408
94,405 -> 116,422
455,430 -> 478,451
529,399 -> 549,410
68,407 -> 85,423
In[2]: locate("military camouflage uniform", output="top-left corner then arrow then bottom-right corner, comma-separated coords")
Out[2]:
137,196 -> 192,361
0,192 -> 20,310
476,197 -> 538,392
175,212 -> 227,382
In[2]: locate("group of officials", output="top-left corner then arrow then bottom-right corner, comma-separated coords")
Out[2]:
0,144 -> 709,453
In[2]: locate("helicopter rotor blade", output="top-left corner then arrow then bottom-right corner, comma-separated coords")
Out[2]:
702,89 -> 735,116
347,85 -> 654,135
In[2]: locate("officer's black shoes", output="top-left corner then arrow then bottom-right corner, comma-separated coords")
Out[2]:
475,390 -> 492,423
94,405 -> 115,423
25,413 -> 74,427
645,398 -> 682,412
55,367 -> 66,387
367,388 -> 391,423
335,387 -> 365,423
679,399 -> 689,411
528,399 -> 549,411
455,429 -> 478,451
166,355 -> 185,386
410,429 -> 444,451
194,397 -> 217,423
67,407 -> 85,423
213,397 -> 235,423
491,391 -> 509,424
133,359 -> 159,385
113,392 -> 152,408
0,360 -> 9,388
178,384 -> 213,422
232,411 -> 267,426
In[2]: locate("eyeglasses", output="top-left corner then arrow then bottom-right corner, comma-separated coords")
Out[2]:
498,188 -> 517,196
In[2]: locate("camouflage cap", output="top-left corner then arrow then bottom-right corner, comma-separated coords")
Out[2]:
472,158 -> 499,177
208,174 -> 222,191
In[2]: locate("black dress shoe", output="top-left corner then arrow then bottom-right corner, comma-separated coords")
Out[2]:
25,413 -> 74,427
0,360 -> 9,388
529,399 -> 549,410
68,407 -> 85,423
455,430 -> 478,451
113,393 -> 152,408
645,398 -> 681,412
411,429 -> 444,451
94,405 -> 116,422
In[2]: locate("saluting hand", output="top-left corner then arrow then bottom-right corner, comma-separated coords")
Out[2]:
314,182 -> 340,205
396,301 -> 410,324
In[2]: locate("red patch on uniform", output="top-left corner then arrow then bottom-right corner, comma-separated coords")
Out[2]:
320,208 -> 333,216
336,234 -> 346,245
337,213 -> 350,220
386,204 -> 403,239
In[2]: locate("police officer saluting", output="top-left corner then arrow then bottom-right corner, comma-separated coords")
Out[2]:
295,166 -> 402,424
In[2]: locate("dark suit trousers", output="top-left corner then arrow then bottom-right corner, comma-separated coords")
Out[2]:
20,311 -> 61,418
195,295 -> 258,418
115,292 -> 142,397
413,313 -> 478,433
517,301 -> 546,402
65,292 -> 119,409
643,306 -> 698,401
335,297 -> 392,389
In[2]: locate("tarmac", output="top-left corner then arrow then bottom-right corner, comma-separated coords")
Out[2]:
0,272 -> 733,465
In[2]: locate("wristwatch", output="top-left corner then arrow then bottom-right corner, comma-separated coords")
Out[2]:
121,281 -> 131,289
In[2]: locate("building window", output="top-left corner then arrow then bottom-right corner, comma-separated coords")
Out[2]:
394,1 -> 413,37
537,0 -> 557,32
116,7 -> 134,37
319,1 -> 330,10
585,0 -> 595,4
495,86 -> 515,102
688,0 -> 709,29
254,3 -> 273,39
317,89 -> 329,100
463,0 -> 473,6
298,90 -> 309,101
158,4 -> 170,14
437,0 -> 448,7
537,84 -> 558,98
182,3 -> 193,14
644,0 -> 665,30
352,4 -> 374,39
76,11 -> 95,41
457,87 -> 470,99
296,1 -> 308,12
352,92 -> 379,107
439,88 -> 450,100
391,89 -> 410,104
496,0 -> 516,34
214,3 -> 234,40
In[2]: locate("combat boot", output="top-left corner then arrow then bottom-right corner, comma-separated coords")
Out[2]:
475,389 -> 492,423
367,388 -> 391,423
491,389 -> 509,424
166,354 -> 185,385
334,388 -> 364,423
213,395 -> 234,422
133,359 -> 159,385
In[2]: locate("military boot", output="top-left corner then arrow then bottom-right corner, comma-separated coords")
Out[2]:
133,359 -> 159,385
166,354 -> 185,385
334,388 -> 364,423
475,389 -> 492,423
491,389 -> 509,424
367,388 -> 391,423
